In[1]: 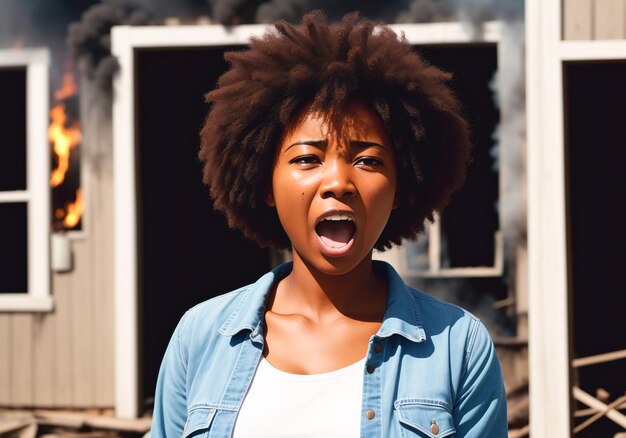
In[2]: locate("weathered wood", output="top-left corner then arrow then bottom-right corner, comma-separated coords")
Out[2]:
574,393 -> 626,433
493,297 -> 515,309
11,313 -> 33,406
39,433 -> 116,438
33,311 -> 56,406
574,402 -> 626,417
0,419 -> 35,435
573,386 -> 626,429
573,349 -> 626,368
0,315 -> 11,404
508,424 -> 529,438
34,409 -> 85,428
33,409 -> 151,433
90,96 -> 115,407
53,270 -> 74,406
563,0 -> 593,40
515,245 -> 528,340
84,415 -> 151,433
71,240 -> 95,406
17,423 -> 37,438
594,0 -> 626,39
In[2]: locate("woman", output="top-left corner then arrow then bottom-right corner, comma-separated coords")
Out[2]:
152,11 -> 507,437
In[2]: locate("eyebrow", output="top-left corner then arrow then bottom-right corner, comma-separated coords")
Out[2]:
285,140 -> 388,152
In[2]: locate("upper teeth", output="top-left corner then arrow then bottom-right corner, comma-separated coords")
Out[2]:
321,214 -> 353,221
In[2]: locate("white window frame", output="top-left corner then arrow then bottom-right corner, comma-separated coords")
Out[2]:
375,22 -> 505,278
112,21 -> 500,418
527,1 -> 626,435
0,49 -> 51,312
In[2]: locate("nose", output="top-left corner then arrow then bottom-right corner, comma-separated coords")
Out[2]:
319,159 -> 356,200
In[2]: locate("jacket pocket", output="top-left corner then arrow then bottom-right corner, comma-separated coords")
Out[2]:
182,407 -> 217,437
395,399 -> 456,438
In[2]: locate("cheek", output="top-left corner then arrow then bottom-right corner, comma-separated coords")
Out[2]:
364,176 -> 397,202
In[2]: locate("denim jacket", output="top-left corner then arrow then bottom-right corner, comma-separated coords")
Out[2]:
151,261 -> 507,437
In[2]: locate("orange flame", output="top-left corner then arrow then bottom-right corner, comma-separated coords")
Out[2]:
50,67 -> 83,229
49,103 -> 81,187
63,189 -> 84,228
13,37 -> 24,49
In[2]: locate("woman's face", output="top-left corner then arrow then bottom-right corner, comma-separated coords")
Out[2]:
268,101 -> 398,275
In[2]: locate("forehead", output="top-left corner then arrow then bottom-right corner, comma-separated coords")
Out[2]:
281,101 -> 391,148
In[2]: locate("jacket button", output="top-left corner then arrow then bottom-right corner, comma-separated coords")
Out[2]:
431,419 -> 439,435
365,409 -> 375,420
366,365 -> 375,374
373,342 -> 383,353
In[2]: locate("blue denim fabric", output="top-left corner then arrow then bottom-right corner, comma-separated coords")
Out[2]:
151,261 -> 507,437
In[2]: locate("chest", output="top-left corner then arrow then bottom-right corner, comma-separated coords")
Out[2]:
262,313 -> 381,374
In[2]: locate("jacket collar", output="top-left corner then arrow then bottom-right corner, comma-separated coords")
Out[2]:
218,261 -> 426,343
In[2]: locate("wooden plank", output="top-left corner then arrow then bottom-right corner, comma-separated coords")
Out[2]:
527,0 -> 573,435
0,419 -> 35,435
11,313 -> 34,405
34,409 -> 85,428
516,246 -> 528,340
71,239 -> 95,407
573,386 -> 626,429
32,311 -> 56,406
90,101 -> 115,408
594,0 -> 626,39
563,0 -> 593,40
53,269 -> 74,406
84,415 -> 151,432
574,393 -> 626,433
98,166 -> 115,407
0,315 -> 12,404
572,349 -> 626,368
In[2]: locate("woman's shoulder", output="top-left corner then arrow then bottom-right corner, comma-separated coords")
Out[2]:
180,283 -> 256,334
378,260 -> 481,332
409,286 -> 480,323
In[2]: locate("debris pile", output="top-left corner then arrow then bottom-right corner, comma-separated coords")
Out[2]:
0,409 -> 151,438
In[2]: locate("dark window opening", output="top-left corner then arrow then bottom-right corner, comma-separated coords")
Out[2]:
0,203 -> 28,293
135,46 -> 272,404
0,67 -> 27,192
566,61 -> 626,438
416,44 -> 500,269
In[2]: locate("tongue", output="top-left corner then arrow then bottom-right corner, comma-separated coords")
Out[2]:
316,220 -> 354,249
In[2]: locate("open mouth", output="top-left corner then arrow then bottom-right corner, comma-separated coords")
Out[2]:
315,214 -> 356,250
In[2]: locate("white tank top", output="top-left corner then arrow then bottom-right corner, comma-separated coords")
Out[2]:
232,357 -> 366,438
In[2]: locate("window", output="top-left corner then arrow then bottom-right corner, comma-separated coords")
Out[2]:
0,49 -> 51,311
375,24 -> 505,278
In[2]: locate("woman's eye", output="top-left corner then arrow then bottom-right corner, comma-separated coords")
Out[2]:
289,155 -> 321,166
354,157 -> 383,167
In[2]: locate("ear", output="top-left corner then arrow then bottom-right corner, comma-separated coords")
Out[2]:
392,191 -> 399,210
264,186 -> 276,207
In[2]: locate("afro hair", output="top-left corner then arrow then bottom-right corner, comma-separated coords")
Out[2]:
199,10 -> 471,250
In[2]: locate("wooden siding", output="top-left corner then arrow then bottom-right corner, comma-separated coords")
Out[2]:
564,0 -> 626,40
0,78 -> 115,408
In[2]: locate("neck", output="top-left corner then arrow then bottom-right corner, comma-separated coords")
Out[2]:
270,251 -> 386,323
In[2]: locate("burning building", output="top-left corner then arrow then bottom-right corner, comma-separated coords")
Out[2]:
0,1 -> 624,437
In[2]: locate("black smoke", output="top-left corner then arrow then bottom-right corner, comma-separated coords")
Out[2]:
397,0 -> 523,25
66,0 -> 152,93
253,1 -> 405,24
203,0 -> 523,26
